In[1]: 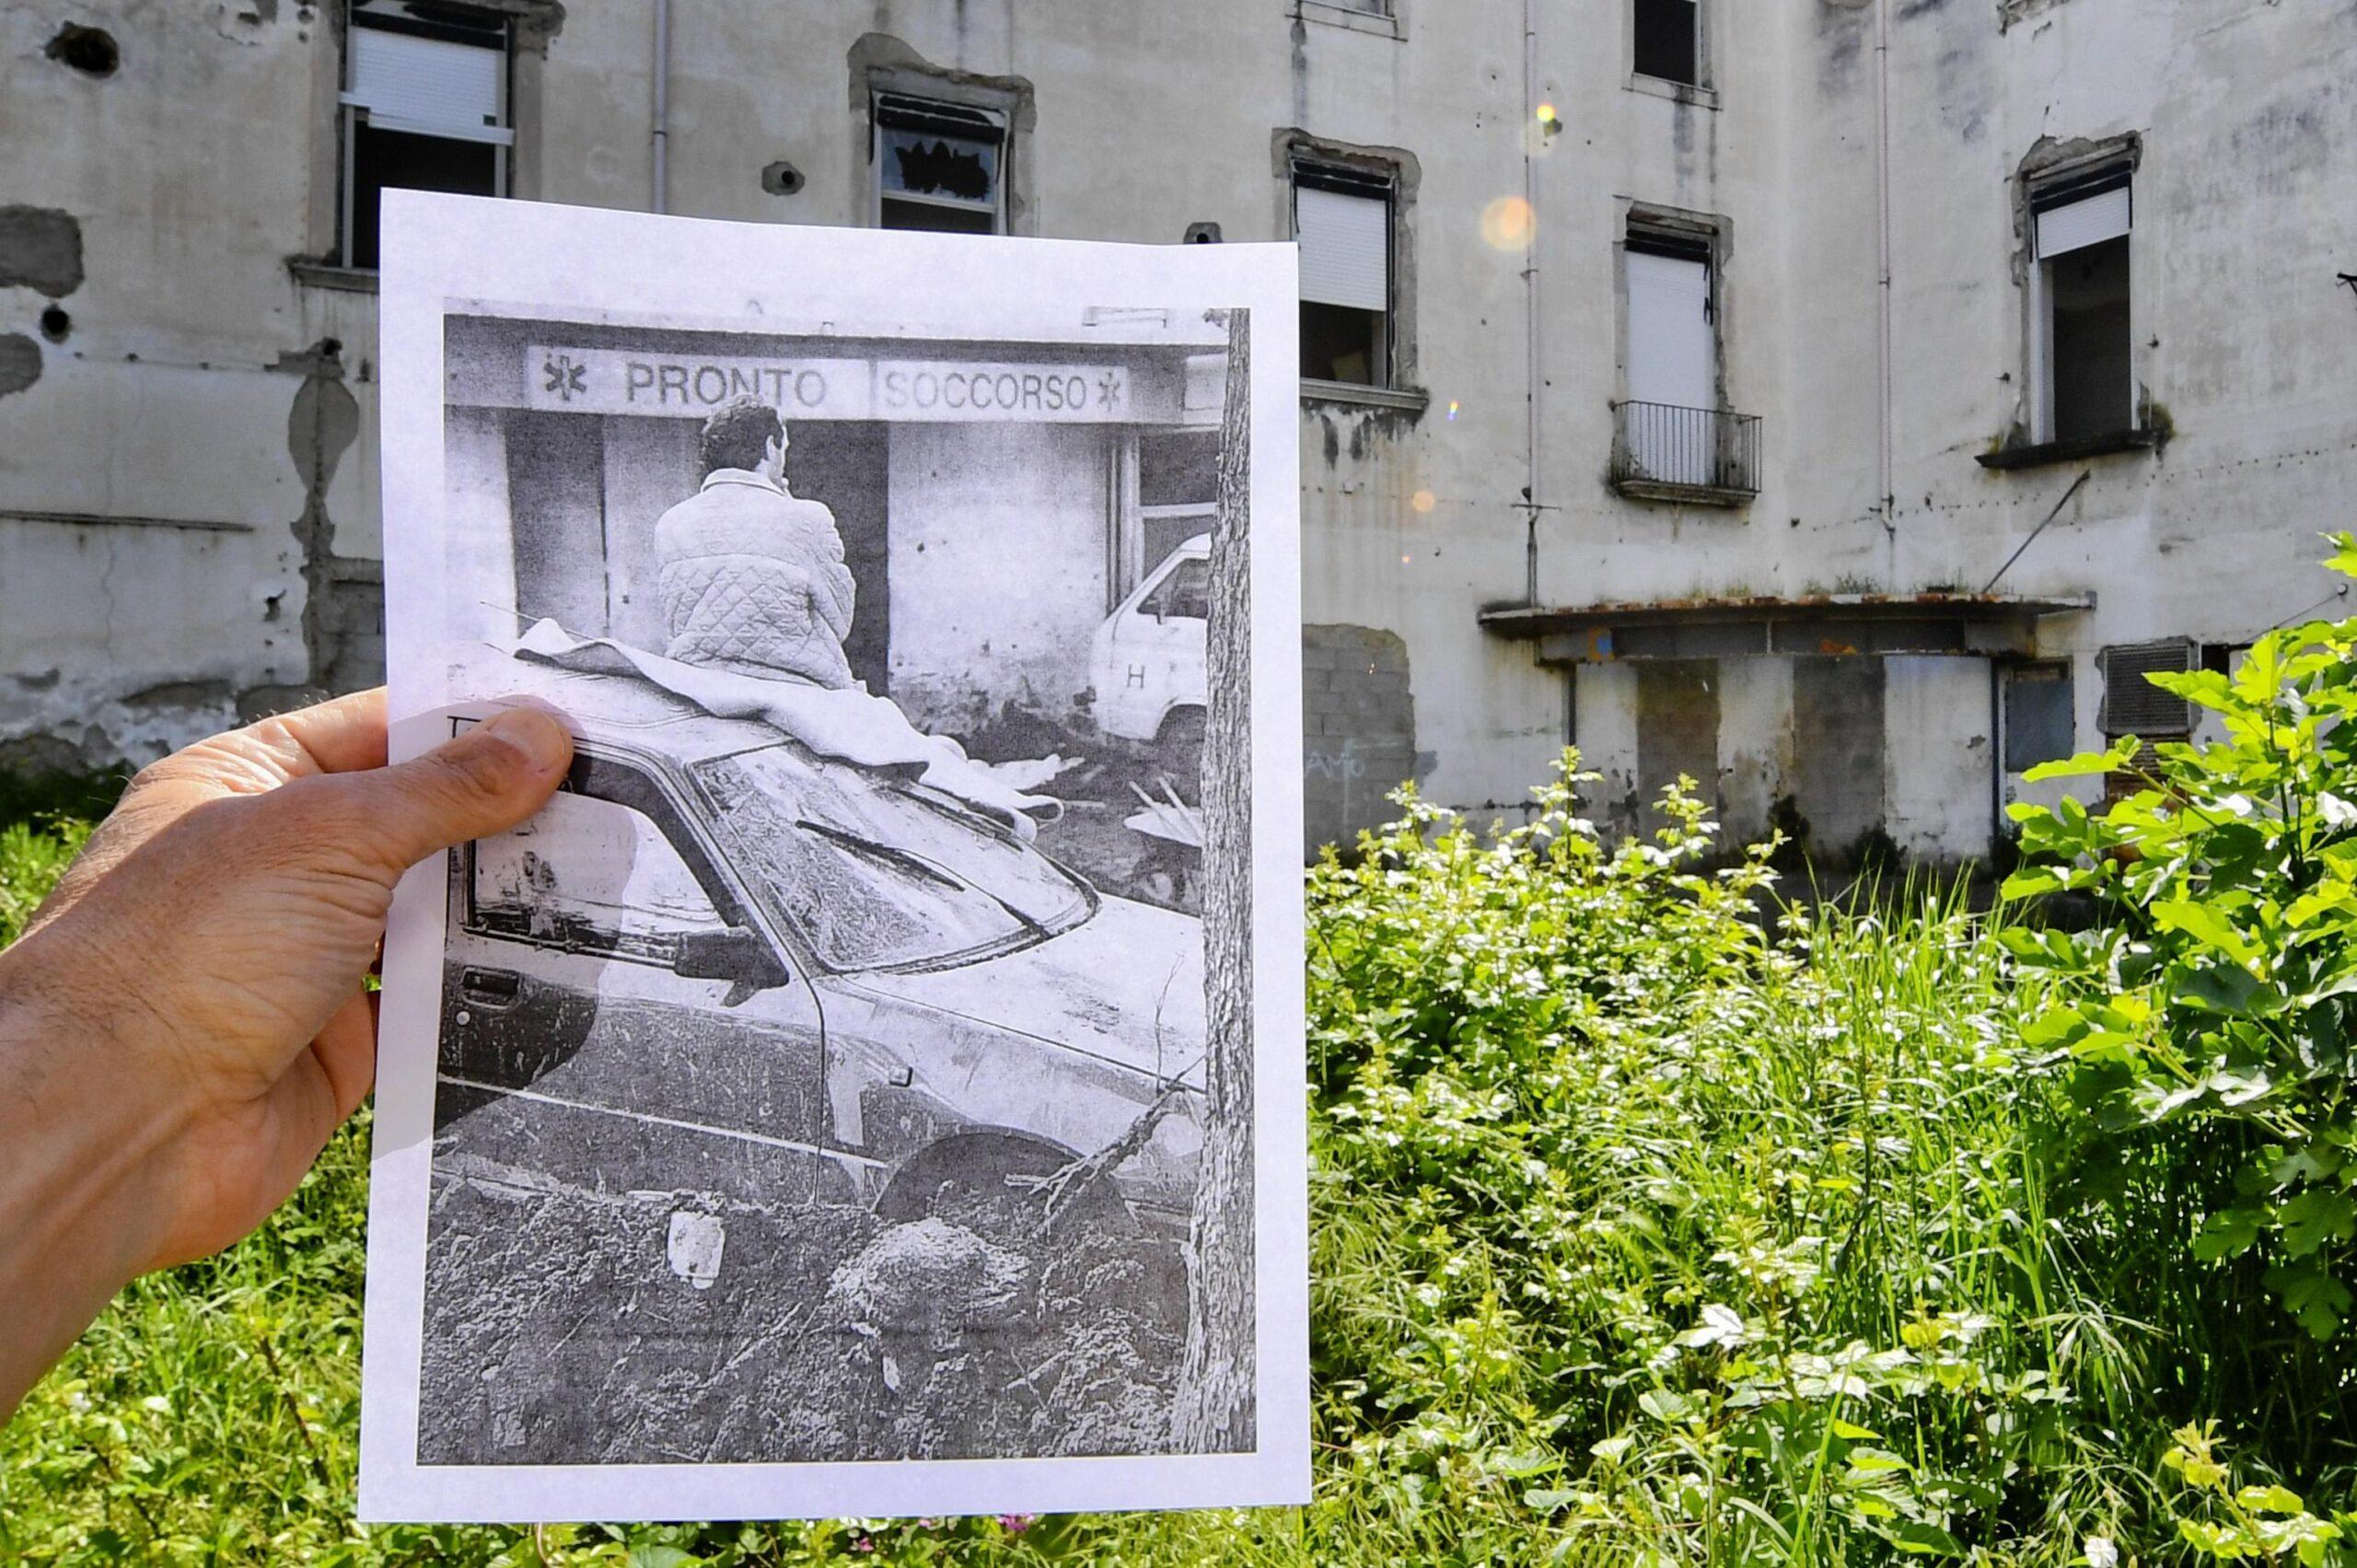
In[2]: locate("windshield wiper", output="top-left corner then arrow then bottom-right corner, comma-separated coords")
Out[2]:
794,819 -> 965,889
794,817 -> 1051,940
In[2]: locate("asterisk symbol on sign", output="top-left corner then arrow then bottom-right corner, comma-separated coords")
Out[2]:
543,353 -> 586,401
1096,373 -> 1122,411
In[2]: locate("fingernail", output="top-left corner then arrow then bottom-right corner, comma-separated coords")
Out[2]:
479,707 -> 571,772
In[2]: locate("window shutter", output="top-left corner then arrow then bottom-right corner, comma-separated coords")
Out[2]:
2036,183 -> 2131,260
347,25 -> 506,143
1295,186 -> 1389,313
2098,637 -> 2195,736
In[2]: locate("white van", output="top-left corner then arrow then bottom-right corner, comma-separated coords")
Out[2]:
1087,534 -> 1209,748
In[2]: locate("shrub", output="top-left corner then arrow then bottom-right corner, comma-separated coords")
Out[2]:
2003,537 -> 2357,1356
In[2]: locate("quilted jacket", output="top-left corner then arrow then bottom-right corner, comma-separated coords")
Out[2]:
652,470 -> 857,689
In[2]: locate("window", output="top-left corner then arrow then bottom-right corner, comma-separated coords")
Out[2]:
874,95 -> 1006,235
1633,0 -> 1701,87
340,1 -> 510,271
1621,226 -> 1720,485
465,779 -> 729,967
2002,661 -> 2075,773
2030,169 -> 2133,443
1293,162 -> 1395,388
1143,555 -> 1211,622
1135,428 -> 1218,582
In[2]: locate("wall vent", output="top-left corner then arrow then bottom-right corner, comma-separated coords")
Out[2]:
2098,637 -> 2196,736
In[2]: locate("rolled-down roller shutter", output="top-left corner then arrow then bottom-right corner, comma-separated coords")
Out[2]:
1295,184 -> 1389,312
2098,637 -> 2195,736
346,24 -> 509,145
2036,182 -> 2131,261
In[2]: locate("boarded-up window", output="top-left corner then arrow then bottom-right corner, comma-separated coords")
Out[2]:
1295,164 -> 1395,388
341,1 -> 509,270
2003,661 -> 2074,772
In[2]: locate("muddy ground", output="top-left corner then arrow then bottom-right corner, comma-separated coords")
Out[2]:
417,1154 -> 1192,1466
958,707 -> 1202,914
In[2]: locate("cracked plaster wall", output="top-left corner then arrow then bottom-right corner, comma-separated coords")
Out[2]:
4,0 -> 2353,866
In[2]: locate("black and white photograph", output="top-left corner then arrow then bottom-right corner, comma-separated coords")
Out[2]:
360,194 -> 1306,1522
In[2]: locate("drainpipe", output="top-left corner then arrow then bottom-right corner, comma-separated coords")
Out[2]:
1872,0 -> 1895,546
651,0 -> 670,215
1522,0 -> 1543,605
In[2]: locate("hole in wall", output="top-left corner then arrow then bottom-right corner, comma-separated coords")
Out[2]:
39,307 -> 70,343
44,23 -> 120,77
760,161 -> 806,197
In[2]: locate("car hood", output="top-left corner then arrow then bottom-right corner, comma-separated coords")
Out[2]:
840,896 -> 1207,1083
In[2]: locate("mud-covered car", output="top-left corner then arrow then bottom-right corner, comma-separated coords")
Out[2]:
434,668 -> 1207,1229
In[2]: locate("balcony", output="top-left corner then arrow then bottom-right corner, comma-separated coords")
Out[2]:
1609,401 -> 1761,506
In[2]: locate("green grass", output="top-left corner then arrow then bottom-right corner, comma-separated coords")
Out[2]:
3,768 -> 2353,1564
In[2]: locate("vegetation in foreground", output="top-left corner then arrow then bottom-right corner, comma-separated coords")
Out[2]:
12,548 -> 2357,1562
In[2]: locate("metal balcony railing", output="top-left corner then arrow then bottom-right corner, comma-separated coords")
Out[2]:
1610,401 -> 1762,499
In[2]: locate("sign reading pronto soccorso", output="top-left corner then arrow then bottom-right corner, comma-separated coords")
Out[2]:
524,345 -> 1133,422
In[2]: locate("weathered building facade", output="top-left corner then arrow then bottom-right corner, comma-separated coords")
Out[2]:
4,0 -> 2352,859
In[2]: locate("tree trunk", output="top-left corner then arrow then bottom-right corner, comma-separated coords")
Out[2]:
1171,308 -> 1257,1453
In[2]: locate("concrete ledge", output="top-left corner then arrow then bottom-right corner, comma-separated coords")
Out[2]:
1611,477 -> 1756,507
1625,74 -> 1719,110
1976,427 -> 2157,470
289,259 -> 379,295
1301,378 -> 1429,412
1290,0 -> 1404,40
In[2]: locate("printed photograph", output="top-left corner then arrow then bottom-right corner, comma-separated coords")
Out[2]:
412,302 -> 1256,1467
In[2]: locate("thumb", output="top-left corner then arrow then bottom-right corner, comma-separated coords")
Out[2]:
333,707 -> 574,875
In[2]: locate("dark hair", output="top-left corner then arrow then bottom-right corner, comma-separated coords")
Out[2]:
699,396 -> 784,475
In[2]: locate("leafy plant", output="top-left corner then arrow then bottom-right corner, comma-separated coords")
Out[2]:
2003,537 -> 2357,1342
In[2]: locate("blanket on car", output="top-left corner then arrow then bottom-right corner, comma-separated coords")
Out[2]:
506,620 -> 1059,839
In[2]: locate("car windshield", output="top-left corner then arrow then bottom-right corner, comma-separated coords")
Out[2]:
689,743 -> 1092,971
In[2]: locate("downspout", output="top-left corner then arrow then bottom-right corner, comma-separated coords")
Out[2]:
651,0 -> 670,215
1872,0 -> 1894,548
1522,0 -> 1543,605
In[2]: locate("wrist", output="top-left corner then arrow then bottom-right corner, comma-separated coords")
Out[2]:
0,930 -> 180,1415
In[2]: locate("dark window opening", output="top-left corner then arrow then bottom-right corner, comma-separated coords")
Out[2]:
347,126 -> 498,271
340,3 -> 507,270
1634,0 -> 1700,87
2048,234 -> 2131,443
1301,303 -> 1387,387
888,137 -> 990,203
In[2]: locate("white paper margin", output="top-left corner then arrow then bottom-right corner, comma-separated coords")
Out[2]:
360,190 -> 1308,1523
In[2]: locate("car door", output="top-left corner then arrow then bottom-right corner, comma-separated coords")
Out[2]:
435,749 -> 849,1203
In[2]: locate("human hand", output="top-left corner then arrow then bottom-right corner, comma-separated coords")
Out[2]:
0,690 -> 571,1418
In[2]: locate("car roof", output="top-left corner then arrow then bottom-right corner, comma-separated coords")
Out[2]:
511,666 -> 799,766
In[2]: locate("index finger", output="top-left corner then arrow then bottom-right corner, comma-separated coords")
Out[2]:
223,688 -> 392,781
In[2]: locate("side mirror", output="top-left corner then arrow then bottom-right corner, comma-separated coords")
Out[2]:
674,926 -> 788,1007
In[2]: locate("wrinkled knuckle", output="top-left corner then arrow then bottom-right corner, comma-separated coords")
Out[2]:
434,738 -> 522,803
